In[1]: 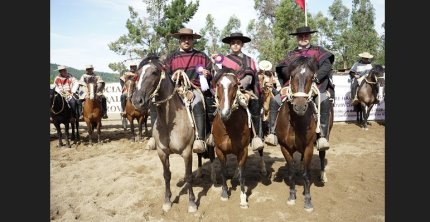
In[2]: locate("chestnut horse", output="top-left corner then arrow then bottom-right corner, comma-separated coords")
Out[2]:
82,80 -> 103,145
275,56 -> 321,212
211,68 -> 266,208
123,78 -> 149,142
131,58 -> 199,213
355,64 -> 385,130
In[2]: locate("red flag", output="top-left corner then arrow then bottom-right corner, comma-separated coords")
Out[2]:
295,0 -> 305,11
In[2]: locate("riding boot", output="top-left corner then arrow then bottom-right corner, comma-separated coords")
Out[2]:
351,80 -> 359,105
265,97 -> 280,146
101,96 -> 108,119
147,103 -> 157,150
316,98 -> 331,151
249,99 -> 264,151
192,101 -> 207,153
120,94 -> 127,117
204,96 -> 216,147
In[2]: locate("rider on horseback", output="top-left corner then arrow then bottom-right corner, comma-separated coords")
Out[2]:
53,65 -> 79,119
349,52 -> 379,105
78,65 -> 108,119
268,26 -> 335,151
120,62 -> 139,117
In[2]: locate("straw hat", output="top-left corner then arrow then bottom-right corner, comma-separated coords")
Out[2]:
258,60 -> 273,71
358,52 -> 374,59
171,28 -> 201,39
85,64 -> 94,69
55,65 -> 67,71
222,33 -> 251,44
289,26 -> 318,36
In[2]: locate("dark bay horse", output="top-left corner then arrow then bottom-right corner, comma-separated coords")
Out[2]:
355,64 -> 385,130
50,89 -> 73,147
123,78 -> 149,142
211,68 -> 267,208
275,56 -> 321,212
82,81 -> 103,145
131,58 -> 199,213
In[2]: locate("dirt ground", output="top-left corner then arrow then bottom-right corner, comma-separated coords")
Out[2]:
50,116 -> 385,222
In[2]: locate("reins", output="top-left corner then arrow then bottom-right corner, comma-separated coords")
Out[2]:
51,93 -> 65,115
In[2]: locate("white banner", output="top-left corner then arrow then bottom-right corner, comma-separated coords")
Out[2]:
99,75 -> 384,122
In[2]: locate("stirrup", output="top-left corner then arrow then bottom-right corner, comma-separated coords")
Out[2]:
316,137 -> 330,151
265,134 -> 278,146
192,139 -> 207,153
251,137 -> 264,151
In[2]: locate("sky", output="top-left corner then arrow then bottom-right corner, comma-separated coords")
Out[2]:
51,0 -> 385,73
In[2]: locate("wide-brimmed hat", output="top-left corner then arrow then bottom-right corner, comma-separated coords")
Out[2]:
85,64 -> 94,69
258,60 -> 273,71
171,28 -> 201,39
358,52 -> 374,59
222,32 -> 251,44
289,26 -> 318,36
129,61 -> 138,67
55,65 -> 67,71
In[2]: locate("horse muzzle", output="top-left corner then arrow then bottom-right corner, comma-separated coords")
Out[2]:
292,98 -> 309,116
220,108 -> 232,121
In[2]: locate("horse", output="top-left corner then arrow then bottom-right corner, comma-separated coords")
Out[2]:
131,57 -> 203,213
257,69 -> 281,135
354,64 -> 385,130
211,68 -> 267,208
275,56 -> 323,212
123,78 -> 149,142
50,88 -> 74,147
81,79 -> 103,145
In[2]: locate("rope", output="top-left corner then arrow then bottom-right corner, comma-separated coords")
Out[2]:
51,94 -> 65,115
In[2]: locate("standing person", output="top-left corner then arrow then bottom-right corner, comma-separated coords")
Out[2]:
120,62 -> 139,117
164,27 -> 214,153
349,52 -> 376,105
212,32 -> 264,151
79,65 -> 108,119
53,65 -> 79,119
268,26 -> 335,151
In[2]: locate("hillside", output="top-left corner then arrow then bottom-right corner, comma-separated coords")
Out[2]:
50,63 -> 119,83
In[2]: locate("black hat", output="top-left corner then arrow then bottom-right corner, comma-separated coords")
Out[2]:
289,26 -> 318,36
222,32 -> 251,44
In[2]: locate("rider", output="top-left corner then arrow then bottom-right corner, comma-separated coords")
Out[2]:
164,27 -> 214,153
120,62 -> 139,117
268,26 -> 335,151
349,52 -> 377,105
211,32 -> 264,151
53,65 -> 79,119
78,65 -> 108,119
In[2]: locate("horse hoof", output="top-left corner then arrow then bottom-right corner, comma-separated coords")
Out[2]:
320,172 -> 328,183
188,202 -> 197,213
220,196 -> 229,201
304,207 -> 314,213
287,199 -> 296,205
162,203 -> 171,212
240,203 -> 249,209
220,190 -> 229,201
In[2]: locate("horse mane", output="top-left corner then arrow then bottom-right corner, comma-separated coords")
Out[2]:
212,68 -> 236,85
138,53 -> 163,70
370,64 -> 384,77
287,56 -> 318,75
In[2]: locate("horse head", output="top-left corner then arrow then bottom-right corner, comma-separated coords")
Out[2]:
125,78 -> 136,98
213,68 -> 239,121
287,56 -> 318,116
131,57 -> 164,112
370,64 -> 385,87
85,82 -> 98,100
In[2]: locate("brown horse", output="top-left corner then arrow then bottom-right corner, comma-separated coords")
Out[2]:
211,68 -> 266,208
82,81 -> 103,145
131,58 -> 199,213
355,64 -> 385,130
123,78 -> 149,142
275,56 -> 321,212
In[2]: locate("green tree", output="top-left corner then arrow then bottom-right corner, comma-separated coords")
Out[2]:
195,14 -> 221,55
218,15 -> 242,54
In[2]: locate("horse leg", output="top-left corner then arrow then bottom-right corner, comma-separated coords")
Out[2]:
237,148 -> 249,209
158,151 -> 172,212
64,122 -> 71,148
280,146 -> 296,205
54,123 -> 63,147
129,117 -> 135,142
216,148 -> 229,201
364,104 -> 374,131
302,146 -> 314,212
195,153 -> 203,178
319,150 -> 327,183
208,145 -> 217,184
143,114 -> 149,137
182,150 -> 197,213
137,117 -> 143,142
71,120 -> 76,141
258,149 -> 267,176
86,121 -> 93,146
96,121 -> 101,143
76,119 -> 80,141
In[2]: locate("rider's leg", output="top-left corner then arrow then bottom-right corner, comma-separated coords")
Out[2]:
204,94 -> 216,146
191,91 -> 206,153
316,98 -> 331,151
249,98 -> 264,151
101,96 -> 108,119
351,79 -> 358,105
265,94 -> 281,146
